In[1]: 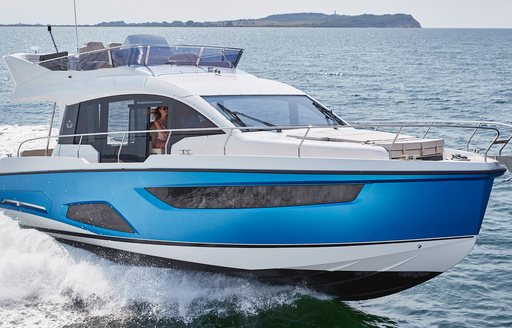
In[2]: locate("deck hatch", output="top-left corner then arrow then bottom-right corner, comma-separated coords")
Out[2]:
146,184 -> 363,209
66,203 -> 133,233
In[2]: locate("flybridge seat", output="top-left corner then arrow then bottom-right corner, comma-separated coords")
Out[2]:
77,41 -> 110,70
288,129 -> 444,160
35,34 -> 244,72
39,51 -> 69,71
79,41 -> 106,53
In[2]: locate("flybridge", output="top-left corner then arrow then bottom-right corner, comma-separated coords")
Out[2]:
33,34 -> 244,72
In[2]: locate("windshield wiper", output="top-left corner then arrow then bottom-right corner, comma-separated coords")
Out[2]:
312,102 -> 341,126
232,111 -> 277,128
217,103 -> 247,127
233,111 -> 282,132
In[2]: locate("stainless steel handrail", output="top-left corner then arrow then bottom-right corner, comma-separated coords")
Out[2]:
386,126 -> 404,160
223,129 -> 234,156
16,121 -> 512,163
45,102 -> 57,156
17,125 -> 320,160
421,121 -> 433,139
77,135 -> 83,158
117,133 -> 127,162
298,126 -> 312,158
466,122 -> 482,152
352,120 -> 509,162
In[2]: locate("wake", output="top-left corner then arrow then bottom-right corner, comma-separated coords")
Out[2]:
0,213 -> 321,327
0,124 -> 325,326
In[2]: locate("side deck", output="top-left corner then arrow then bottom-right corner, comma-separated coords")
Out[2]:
12,122 -> 512,172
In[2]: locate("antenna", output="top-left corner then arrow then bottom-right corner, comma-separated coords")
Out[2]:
47,25 -> 59,53
73,0 -> 79,53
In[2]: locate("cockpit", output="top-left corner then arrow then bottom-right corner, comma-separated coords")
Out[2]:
55,94 -> 221,162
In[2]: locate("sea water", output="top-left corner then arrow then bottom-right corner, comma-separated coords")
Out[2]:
0,27 -> 511,327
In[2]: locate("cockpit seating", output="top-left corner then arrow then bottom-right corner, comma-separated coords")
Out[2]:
78,41 -> 110,71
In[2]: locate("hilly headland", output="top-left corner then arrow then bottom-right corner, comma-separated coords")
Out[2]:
97,13 -> 421,28
3,13 -> 421,28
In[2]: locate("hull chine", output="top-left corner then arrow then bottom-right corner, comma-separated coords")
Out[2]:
55,237 -> 441,300
14,221 -> 473,300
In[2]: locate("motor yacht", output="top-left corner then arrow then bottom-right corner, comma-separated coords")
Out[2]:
1,34 -> 511,300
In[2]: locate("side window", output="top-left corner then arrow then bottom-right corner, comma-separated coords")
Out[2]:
76,100 -> 106,145
171,101 -> 217,130
107,100 -> 132,145
167,100 -> 223,150
58,95 -> 221,161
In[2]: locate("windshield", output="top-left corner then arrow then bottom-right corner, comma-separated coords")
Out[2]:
202,95 -> 344,128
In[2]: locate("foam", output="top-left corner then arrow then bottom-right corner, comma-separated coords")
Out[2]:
0,212 -> 322,327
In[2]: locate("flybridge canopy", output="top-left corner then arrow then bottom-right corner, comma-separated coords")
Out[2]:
36,34 -> 244,72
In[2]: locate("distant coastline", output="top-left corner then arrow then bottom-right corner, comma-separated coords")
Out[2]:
0,13 -> 421,28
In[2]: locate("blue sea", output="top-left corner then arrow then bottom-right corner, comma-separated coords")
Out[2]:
0,27 -> 511,327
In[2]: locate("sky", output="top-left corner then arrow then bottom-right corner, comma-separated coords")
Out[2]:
0,0 -> 511,28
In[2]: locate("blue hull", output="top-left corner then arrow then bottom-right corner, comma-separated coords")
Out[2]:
0,169 -> 502,244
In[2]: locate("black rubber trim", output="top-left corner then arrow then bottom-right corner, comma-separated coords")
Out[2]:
0,167 -> 506,177
22,225 -> 474,248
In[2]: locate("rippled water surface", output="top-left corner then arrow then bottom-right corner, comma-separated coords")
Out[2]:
0,27 -> 511,327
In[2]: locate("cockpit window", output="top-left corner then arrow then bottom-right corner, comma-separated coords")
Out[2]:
59,94 -> 221,162
202,95 -> 344,128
